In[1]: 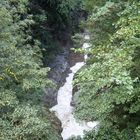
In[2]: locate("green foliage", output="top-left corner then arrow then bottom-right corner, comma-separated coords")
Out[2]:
73,0 -> 140,140
83,0 -> 106,12
0,0 -> 61,139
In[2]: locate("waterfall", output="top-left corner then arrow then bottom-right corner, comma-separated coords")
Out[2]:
50,34 -> 98,140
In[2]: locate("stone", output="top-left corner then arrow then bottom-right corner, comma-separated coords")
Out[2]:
44,48 -> 70,108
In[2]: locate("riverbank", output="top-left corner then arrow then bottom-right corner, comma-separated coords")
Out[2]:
47,34 -> 98,139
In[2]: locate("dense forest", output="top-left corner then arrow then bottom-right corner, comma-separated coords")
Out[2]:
0,0 -> 140,140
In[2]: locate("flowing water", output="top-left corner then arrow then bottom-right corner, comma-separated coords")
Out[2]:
50,34 -> 98,140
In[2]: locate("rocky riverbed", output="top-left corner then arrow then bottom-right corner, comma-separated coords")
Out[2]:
44,41 -> 84,108
42,39 -> 84,139
45,34 -> 98,140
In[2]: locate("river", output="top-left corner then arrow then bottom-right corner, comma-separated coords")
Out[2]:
50,34 -> 98,140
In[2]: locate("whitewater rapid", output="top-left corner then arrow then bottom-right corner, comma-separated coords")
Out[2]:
50,34 -> 98,140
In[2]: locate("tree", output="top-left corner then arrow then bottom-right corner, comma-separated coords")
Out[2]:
73,0 -> 140,139
0,0 -> 61,139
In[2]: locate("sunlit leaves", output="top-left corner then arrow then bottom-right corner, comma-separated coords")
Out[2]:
73,1 -> 140,140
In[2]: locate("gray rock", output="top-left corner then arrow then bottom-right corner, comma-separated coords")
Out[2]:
44,44 -> 84,108
44,48 -> 70,107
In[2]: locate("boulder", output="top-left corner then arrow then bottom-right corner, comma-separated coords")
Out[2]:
44,48 -> 70,107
